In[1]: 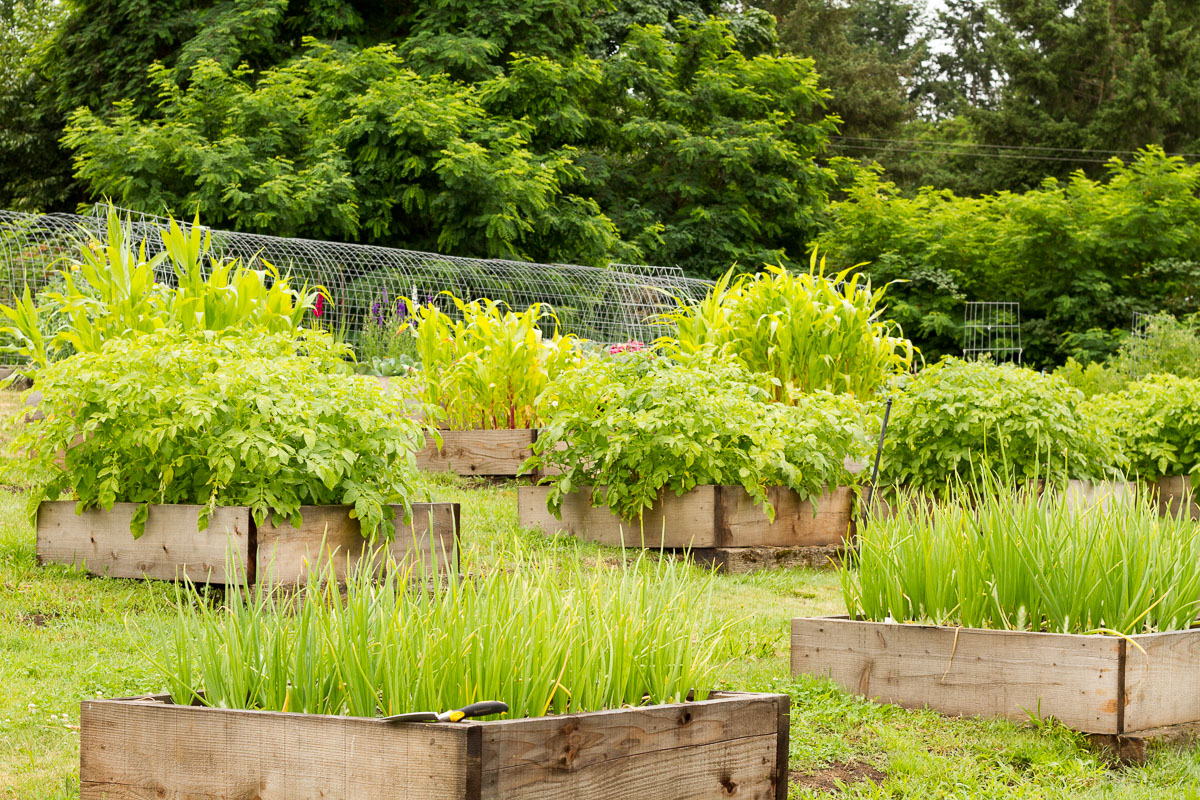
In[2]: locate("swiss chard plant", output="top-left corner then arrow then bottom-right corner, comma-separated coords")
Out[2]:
1086,374 -> 1200,483
659,250 -> 915,401
880,358 -> 1120,491
10,329 -> 424,537
525,349 -> 873,521
413,294 -> 581,430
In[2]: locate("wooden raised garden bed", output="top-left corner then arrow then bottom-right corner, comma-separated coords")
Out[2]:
417,429 -> 565,479
1154,475 -> 1199,520
79,690 -> 790,800
791,616 -> 1200,737
519,484 -> 855,573
36,501 -> 459,586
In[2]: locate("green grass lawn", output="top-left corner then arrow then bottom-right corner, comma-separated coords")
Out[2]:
2,392 -> 1200,798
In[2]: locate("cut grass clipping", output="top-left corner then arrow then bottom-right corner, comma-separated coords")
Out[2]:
843,484 -> 1200,634
160,546 -> 724,718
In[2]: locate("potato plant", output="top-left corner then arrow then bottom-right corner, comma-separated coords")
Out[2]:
527,349 -> 872,521
10,329 -> 424,537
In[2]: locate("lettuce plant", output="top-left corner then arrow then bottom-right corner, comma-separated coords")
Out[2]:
527,350 -> 872,521
11,329 -> 423,537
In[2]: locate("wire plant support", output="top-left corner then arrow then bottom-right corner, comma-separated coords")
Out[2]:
962,301 -> 1023,364
0,206 -> 715,364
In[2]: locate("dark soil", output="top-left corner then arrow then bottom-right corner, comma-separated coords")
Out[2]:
790,761 -> 888,793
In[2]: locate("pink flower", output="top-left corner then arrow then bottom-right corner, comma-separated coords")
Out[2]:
313,294 -> 325,318
608,340 -> 645,355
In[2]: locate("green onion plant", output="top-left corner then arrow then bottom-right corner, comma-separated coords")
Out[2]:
161,545 -> 723,719
843,481 -> 1200,635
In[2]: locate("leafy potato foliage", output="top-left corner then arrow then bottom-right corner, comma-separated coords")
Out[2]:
11,330 -> 424,537
881,358 -> 1118,490
1086,375 -> 1200,481
527,350 -> 872,521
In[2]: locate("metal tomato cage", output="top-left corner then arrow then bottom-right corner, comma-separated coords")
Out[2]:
962,301 -> 1023,364
0,206 -> 714,364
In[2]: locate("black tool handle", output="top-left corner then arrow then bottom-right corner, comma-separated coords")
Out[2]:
438,701 -> 509,722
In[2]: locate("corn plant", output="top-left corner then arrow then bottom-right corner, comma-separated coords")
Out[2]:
413,295 -> 580,430
161,545 -> 724,719
0,204 -> 323,371
842,483 -> 1200,635
659,249 -> 915,401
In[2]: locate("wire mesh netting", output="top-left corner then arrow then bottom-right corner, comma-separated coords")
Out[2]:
962,301 -> 1023,364
1128,310 -> 1155,379
0,206 -> 715,364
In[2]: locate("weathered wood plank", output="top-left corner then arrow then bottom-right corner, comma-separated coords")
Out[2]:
417,429 -> 538,477
482,735 -> 779,800
520,484 -> 855,550
479,692 -> 786,800
791,617 -> 1125,734
690,545 -> 845,574
36,502 -> 250,584
518,484 -> 719,548
718,486 -> 854,547
80,699 -> 470,800
1123,628 -> 1200,733
256,502 -> 459,585
1155,476 -> 1199,520
478,692 -> 779,773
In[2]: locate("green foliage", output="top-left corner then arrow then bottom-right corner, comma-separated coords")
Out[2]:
880,358 -> 1118,491
659,250 -> 915,400
64,18 -> 840,273
817,149 -> 1200,364
1054,358 -> 1131,400
843,483 -> 1200,635
1056,314 -> 1200,398
527,351 -> 872,522
1086,375 -> 1200,481
163,545 -> 722,718
414,295 -> 580,430
11,330 -> 423,538
0,206 -> 322,371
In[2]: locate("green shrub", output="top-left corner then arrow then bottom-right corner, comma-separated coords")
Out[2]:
843,484 -> 1200,635
1086,375 -> 1200,481
880,358 -> 1118,490
11,329 -> 423,537
414,295 -> 581,430
526,350 -> 872,521
163,547 -> 723,718
659,252 -> 915,401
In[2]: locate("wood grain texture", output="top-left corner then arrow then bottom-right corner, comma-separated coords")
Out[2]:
417,429 -> 537,477
80,698 -> 470,800
1155,476 -> 1199,520
718,486 -> 854,547
478,692 -> 786,800
690,545 -> 845,574
519,485 -> 854,550
791,617 -> 1125,734
80,692 -> 788,800
36,502 -> 250,583
518,484 -> 719,548
256,502 -> 459,585
1122,628 -> 1200,733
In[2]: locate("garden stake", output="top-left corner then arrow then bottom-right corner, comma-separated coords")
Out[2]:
865,396 -> 893,520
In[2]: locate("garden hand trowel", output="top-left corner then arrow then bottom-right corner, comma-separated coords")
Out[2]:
381,700 -> 509,724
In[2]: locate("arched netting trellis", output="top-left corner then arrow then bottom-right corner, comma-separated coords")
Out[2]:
0,206 -> 715,364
